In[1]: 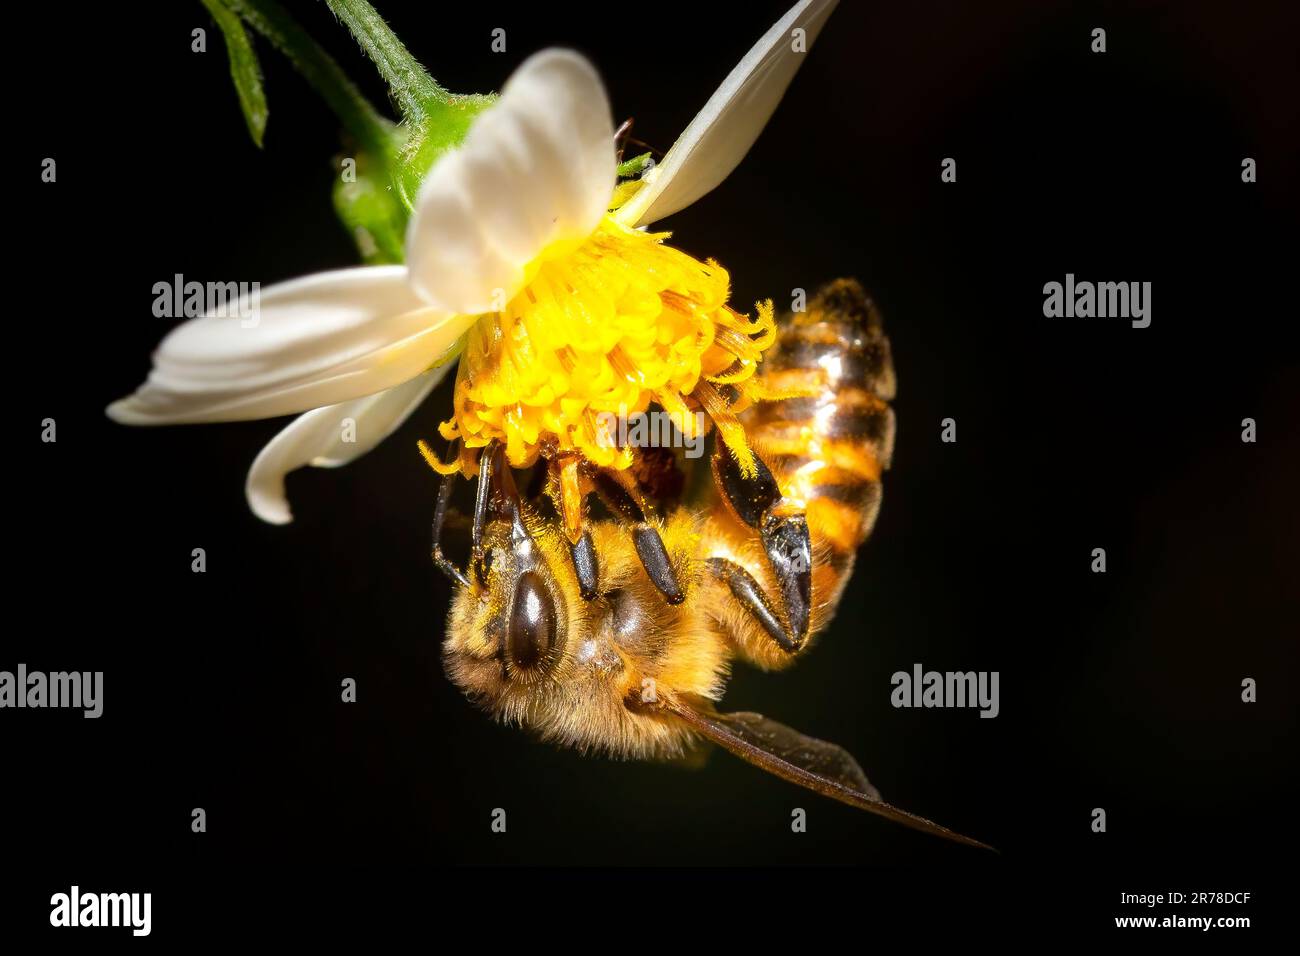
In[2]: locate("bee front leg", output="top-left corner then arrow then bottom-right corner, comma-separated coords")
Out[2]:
711,441 -> 813,651
431,444 -> 470,589
469,440 -> 532,586
592,469 -> 685,605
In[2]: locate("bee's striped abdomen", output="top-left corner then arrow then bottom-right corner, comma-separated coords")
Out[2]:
746,279 -> 896,563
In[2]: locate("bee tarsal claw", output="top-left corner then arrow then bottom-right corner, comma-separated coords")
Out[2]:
706,557 -> 801,653
759,513 -> 812,645
590,469 -> 683,604
710,434 -> 813,649
633,523 -> 685,604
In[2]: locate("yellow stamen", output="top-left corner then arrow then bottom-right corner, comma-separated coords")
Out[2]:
430,215 -> 777,478
417,438 -> 460,476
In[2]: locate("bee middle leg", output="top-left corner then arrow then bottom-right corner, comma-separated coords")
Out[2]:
710,441 -> 813,651
591,468 -> 685,605
540,455 -> 685,605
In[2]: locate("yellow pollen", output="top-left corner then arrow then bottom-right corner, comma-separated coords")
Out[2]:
428,215 -> 777,477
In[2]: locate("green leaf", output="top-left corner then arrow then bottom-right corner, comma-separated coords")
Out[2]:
201,0 -> 269,147
224,0 -> 393,158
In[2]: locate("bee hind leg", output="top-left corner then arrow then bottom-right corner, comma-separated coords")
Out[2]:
711,441 -> 812,650
705,557 -> 799,653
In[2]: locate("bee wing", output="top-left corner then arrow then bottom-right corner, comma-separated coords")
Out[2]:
667,701 -> 994,851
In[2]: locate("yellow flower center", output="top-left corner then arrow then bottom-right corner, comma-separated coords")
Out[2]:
425,214 -> 778,478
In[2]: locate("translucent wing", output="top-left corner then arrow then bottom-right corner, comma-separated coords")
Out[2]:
668,700 -> 994,850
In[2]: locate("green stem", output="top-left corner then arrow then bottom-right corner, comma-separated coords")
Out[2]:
223,0 -> 394,156
323,0 -> 448,122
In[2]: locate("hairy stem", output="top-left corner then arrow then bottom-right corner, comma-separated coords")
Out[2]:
323,0 -> 448,123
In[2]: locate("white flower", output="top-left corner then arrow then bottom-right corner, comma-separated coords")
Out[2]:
107,0 -> 839,524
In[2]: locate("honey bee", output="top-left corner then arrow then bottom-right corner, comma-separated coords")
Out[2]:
428,280 -> 990,849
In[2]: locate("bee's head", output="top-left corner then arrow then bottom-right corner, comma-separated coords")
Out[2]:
440,449 -> 716,757
441,445 -> 635,748
442,448 -> 578,693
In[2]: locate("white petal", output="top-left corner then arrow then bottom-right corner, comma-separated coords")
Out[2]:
406,49 -> 616,314
107,266 -> 474,425
245,363 -> 453,524
615,0 -> 839,227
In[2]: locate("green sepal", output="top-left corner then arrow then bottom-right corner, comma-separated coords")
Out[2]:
394,93 -> 497,209
333,148 -> 409,264
319,1 -> 497,210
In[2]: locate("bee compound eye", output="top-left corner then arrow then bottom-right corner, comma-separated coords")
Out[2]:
506,571 -> 558,670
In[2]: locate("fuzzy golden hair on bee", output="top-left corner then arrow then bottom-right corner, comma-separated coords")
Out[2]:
444,506 -> 730,760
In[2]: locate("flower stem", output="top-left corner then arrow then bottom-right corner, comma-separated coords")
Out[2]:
223,0 -> 394,157
323,0 -> 449,122
322,0 -> 495,211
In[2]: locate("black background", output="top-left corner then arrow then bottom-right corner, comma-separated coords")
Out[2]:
7,0 -> 1298,937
